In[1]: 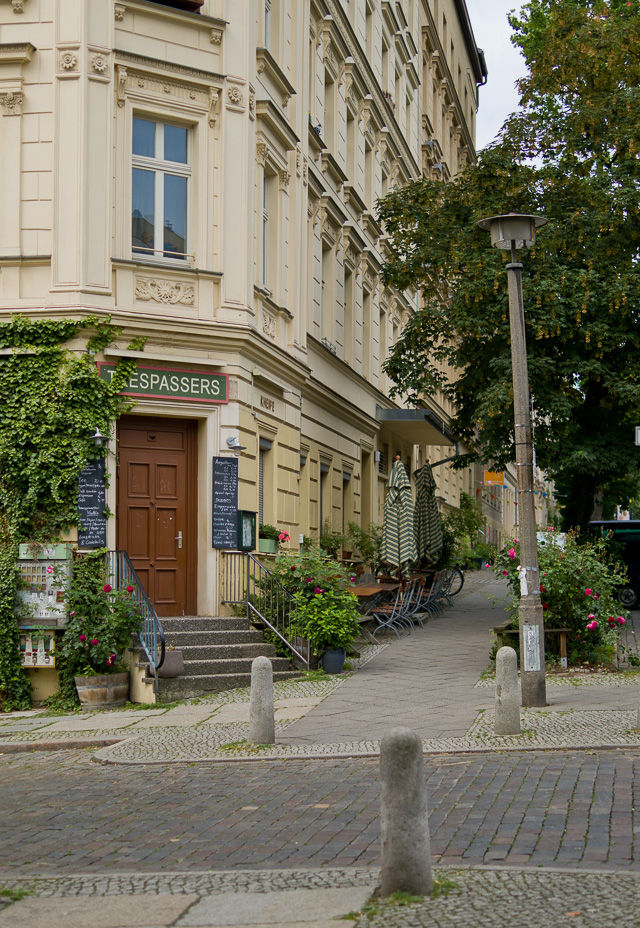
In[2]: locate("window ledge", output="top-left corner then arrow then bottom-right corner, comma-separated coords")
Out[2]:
113,257 -> 223,278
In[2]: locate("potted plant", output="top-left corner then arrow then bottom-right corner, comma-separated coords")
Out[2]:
258,523 -> 288,554
319,519 -> 346,560
58,551 -> 142,708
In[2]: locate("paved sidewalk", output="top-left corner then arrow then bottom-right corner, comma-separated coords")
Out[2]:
2,572 -> 640,927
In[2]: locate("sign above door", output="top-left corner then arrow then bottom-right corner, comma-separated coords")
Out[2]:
98,363 -> 228,404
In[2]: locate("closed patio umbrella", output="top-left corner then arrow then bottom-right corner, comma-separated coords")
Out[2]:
414,462 -> 442,568
381,458 -> 417,578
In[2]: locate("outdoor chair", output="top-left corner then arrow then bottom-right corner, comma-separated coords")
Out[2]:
370,579 -> 417,638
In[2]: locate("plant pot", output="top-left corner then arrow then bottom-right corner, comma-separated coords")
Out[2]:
157,650 -> 184,679
258,538 -> 278,554
74,671 -> 129,709
320,647 -> 346,674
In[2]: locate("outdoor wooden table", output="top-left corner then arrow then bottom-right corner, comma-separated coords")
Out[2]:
353,582 -> 401,644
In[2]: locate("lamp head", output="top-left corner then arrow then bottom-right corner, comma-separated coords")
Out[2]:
477,212 -> 547,250
91,428 -> 106,449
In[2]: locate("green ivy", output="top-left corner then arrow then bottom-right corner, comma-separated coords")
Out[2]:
0,315 -> 137,710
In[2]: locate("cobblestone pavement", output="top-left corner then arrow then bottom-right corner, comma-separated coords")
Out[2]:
1,748 -> 639,874
0,866 -> 639,928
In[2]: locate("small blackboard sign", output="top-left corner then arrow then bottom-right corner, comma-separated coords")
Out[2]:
78,458 -> 107,548
211,456 -> 239,548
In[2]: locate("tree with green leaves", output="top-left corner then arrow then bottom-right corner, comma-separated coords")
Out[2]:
378,0 -> 640,531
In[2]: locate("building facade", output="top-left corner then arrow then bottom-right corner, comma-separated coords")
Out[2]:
0,0 -> 503,620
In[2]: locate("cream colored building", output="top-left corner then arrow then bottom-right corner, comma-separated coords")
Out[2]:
0,0 -> 491,618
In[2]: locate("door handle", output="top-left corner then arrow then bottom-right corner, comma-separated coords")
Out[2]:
175,531 -> 183,549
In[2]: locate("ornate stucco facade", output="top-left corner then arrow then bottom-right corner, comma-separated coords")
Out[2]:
1,0 -> 528,619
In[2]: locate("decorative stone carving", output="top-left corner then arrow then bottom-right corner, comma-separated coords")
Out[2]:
262,310 -> 276,339
91,53 -> 109,74
135,278 -> 195,305
279,170 -> 290,192
208,86 -> 219,126
256,142 -> 268,166
116,66 -> 127,107
59,50 -> 78,71
11,0 -> 24,12
227,84 -> 243,107
282,92 -> 290,108
0,91 -> 23,115
249,88 -> 255,118
209,28 -> 223,45
114,4 -> 125,20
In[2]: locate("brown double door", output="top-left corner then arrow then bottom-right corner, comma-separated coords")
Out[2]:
117,416 -> 197,616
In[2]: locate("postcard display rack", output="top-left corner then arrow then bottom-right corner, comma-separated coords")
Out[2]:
16,544 -> 73,668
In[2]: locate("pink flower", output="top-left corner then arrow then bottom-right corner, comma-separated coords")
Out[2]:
278,531 -> 290,542
90,638 -> 98,646
588,614 -> 595,620
78,634 -> 86,642
103,584 -> 112,593
593,594 -> 600,600
608,617 -> 616,626
617,617 -> 626,625
508,548 -> 516,559
290,566 -> 296,571
314,587 -> 325,595
585,588 -> 592,596
586,620 -> 598,630
503,570 -> 508,576
485,563 -> 491,568
70,611 -> 75,617
46,566 -> 53,574
350,576 -> 356,583
126,585 -> 135,593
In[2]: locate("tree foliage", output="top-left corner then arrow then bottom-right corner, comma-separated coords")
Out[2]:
378,0 -> 640,530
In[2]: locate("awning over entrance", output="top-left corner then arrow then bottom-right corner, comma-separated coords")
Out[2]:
375,406 -> 456,447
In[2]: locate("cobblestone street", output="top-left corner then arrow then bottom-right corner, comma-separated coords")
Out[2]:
1,748 -> 639,874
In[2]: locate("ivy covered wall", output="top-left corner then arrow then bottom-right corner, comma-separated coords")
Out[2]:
0,316 -> 137,709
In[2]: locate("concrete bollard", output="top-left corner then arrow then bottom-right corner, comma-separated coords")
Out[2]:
248,656 -> 275,744
379,727 -> 433,897
495,646 -> 521,735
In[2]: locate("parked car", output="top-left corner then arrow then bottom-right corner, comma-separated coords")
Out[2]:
589,520 -> 640,609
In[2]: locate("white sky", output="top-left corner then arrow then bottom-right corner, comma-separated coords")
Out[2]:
465,0 -> 529,150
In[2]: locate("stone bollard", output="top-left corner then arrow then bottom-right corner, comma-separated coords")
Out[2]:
495,646 -> 521,735
248,656 -> 275,744
379,727 -> 433,898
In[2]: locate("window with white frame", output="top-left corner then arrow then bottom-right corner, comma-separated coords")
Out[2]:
132,117 -> 191,262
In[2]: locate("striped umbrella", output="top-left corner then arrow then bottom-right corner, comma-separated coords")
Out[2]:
381,459 -> 417,577
414,462 -> 443,568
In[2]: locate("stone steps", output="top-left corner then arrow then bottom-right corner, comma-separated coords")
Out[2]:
147,615 -> 301,700
157,670 -> 299,701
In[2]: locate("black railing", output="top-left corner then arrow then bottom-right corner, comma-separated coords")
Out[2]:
107,551 -> 165,680
223,551 -> 310,669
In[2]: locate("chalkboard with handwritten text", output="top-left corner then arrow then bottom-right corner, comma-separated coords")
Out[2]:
211,456 -> 239,549
78,458 -> 107,548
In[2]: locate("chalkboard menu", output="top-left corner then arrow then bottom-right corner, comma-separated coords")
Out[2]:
78,458 -> 107,548
211,456 -> 239,548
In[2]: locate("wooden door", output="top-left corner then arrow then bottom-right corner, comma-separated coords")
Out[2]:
117,416 -> 197,616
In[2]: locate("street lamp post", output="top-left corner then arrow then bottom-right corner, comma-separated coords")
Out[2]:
477,212 -> 548,708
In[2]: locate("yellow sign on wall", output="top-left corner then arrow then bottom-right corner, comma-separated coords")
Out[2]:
484,471 -> 505,486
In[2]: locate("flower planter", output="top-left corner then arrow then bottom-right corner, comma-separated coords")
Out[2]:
258,538 -> 278,554
74,671 -> 129,709
320,647 -> 346,674
157,649 -> 184,679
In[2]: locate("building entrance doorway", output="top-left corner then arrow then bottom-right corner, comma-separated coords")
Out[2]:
117,415 -> 197,616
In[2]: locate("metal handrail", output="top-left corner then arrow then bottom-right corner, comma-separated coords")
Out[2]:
106,550 -> 166,677
222,551 -> 310,669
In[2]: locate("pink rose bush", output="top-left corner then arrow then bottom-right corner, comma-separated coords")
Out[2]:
493,529 -> 630,666
59,551 -> 143,687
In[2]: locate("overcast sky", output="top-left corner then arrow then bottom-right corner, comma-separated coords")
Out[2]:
466,0 -> 528,150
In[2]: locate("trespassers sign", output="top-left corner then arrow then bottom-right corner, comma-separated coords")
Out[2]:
98,363 -> 228,404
